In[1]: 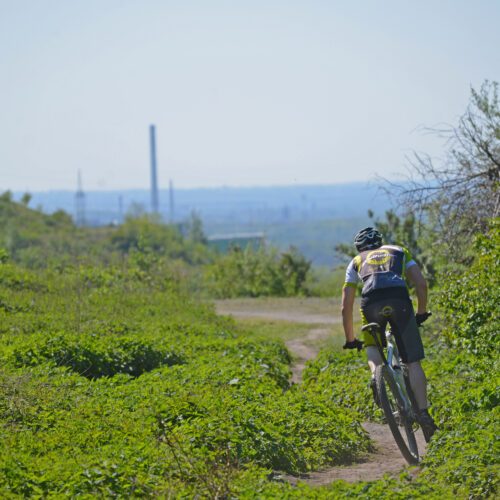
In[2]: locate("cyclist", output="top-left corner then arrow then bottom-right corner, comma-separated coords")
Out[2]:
341,227 -> 437,440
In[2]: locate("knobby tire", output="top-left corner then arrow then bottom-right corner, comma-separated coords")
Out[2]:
375,364 -> 419,465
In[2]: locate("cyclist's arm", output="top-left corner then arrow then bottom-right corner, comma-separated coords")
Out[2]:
342,285 -> 356,342
406,264 -> 428,314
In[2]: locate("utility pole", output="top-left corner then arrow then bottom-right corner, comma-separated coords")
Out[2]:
75,169 -> 86,226
150,124 -> 159,214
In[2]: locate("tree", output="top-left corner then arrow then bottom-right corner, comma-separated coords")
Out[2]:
186,211 -> 207,244
279,246 -> 311,295
111,215 -> 184,255
21,193 -> 32,206
0,191 -> 13,202
388,80 -> 499,257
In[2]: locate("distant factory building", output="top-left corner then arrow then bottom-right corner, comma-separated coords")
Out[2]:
207,232 -> 265,253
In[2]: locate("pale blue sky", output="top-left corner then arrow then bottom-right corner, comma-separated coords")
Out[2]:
1,0 -> 499,191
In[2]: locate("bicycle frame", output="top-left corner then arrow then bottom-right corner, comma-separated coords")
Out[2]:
363,321 -> 421,464
368,325 -> 414,418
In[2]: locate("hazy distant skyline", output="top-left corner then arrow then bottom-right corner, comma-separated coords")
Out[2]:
1,1 -> 499,191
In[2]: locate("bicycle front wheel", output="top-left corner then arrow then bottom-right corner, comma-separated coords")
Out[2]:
375,364 -> 419,465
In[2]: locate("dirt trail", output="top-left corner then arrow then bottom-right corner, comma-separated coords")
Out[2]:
282,422 -> 427,485
284,327 -> 330,383
216,299 -> 427,485
215,306 -> 342,325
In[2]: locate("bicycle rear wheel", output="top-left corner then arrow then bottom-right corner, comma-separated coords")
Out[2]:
375,364 -> 419,465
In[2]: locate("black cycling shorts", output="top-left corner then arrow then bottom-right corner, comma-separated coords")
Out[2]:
360,296 -> 424,363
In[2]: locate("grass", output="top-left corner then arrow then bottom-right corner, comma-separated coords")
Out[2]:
215,296 -> 343,315
217,297 -> 363,358
234,318 -> 315,342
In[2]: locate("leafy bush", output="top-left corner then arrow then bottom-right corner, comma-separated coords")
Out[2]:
436,220 -> 500,356
13,335 -> 183,378
412,348 -> 499,498
204,246 -> 311,298
302,349 -> 381,422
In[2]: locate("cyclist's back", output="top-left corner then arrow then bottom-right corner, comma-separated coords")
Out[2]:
345,243 -> 415,302
344,232 -> 422,362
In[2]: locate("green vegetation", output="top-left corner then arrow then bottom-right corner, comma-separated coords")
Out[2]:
436,220 -> 499,356
204,246 -> 311,298
0,192 -> 211,271
305,265 -> 346,297
257,216 -> 368,267
0,190 -> 77,268
1,223 -> 497,497
0,194 -> 320,299
0,82 -> 498,497
0,254 -> 370,497
300,338 -> 498,497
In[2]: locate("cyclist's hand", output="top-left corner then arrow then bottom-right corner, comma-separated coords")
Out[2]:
343,339 -> 364,351
416,312 -> 432,326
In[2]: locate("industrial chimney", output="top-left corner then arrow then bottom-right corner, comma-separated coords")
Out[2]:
169,179 -> 175,223
150,124 -> 159,214
75,169 -> 86,226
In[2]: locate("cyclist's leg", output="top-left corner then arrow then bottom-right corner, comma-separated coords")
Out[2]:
366,346 -> 384,405
361,303 -> 388,406
360,304 -> 387,374
388,298 -> 433,411
366,346 -> 383,374
407,359 -> 438,439
406,361 -> 428,410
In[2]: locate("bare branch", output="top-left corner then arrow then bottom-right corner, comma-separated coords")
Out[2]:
381,81 -> 499,258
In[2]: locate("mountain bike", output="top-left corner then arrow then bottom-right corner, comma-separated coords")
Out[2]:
362,322 -> 420,465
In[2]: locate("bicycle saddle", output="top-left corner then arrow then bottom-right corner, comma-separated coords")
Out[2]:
362,322 -> 381,332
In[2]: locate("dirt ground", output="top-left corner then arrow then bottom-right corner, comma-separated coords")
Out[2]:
215,297 -> 343,325
216,298 -> 427,485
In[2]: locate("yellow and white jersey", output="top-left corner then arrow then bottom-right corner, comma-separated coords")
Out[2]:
344,245 -> 416,296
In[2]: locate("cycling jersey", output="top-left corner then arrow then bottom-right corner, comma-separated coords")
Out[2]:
343,244 -> 424,361
344,245 -> 416,297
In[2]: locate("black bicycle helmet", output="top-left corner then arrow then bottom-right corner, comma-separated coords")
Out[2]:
354,227 -> 383,251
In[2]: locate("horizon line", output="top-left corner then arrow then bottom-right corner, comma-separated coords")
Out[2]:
10,179 -> 391,195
